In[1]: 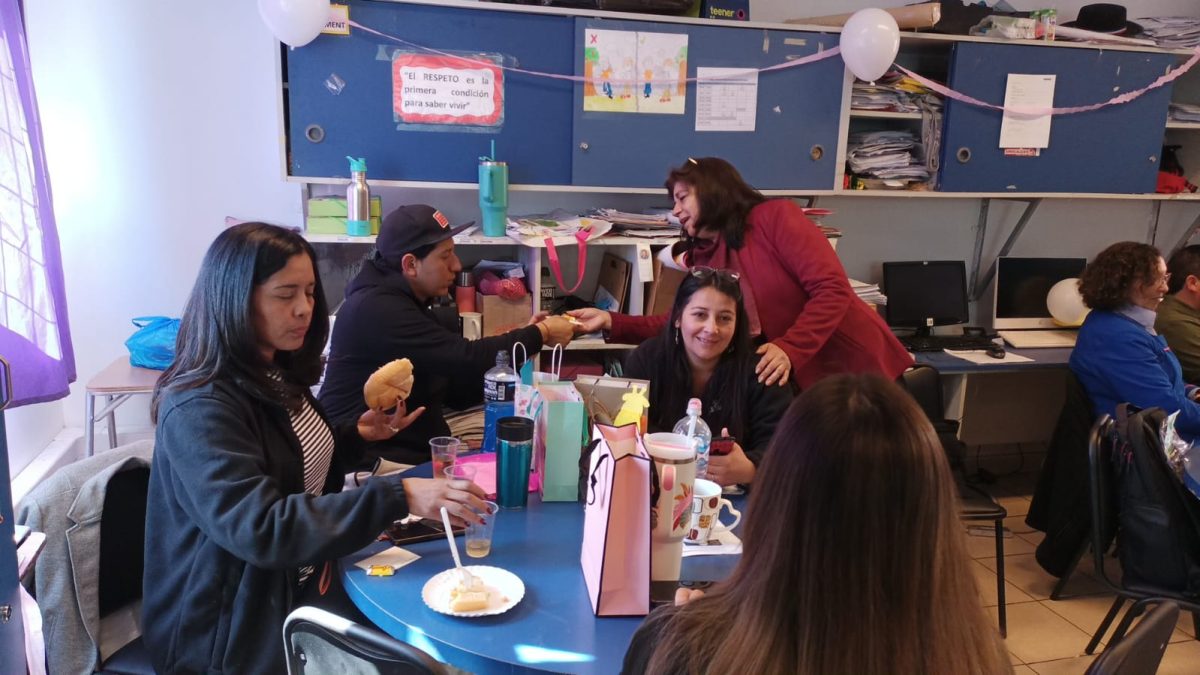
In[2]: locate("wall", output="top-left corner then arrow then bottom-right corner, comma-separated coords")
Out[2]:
10,0 -> 1200,476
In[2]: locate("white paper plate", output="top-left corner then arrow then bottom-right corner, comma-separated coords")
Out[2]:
421,565 -> 525,618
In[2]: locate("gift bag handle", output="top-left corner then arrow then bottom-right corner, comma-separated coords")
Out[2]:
545,229 -> 590,294
512,342 -> 528,372
547,344 -> 563,378
587,452 -> 612,508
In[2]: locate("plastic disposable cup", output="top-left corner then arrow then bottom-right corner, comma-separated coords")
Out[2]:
430,437 -> 462,478
466,501 -> 499,558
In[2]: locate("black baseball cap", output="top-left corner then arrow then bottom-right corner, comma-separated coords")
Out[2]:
376,204 -> 472,261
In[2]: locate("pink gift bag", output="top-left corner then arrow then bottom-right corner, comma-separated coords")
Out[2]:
580,423 -> 651,617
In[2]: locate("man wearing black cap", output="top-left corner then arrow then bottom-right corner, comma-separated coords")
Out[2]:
319,204 -> 575,466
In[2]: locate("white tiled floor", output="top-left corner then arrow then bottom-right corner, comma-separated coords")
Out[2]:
968,470 -> 1200,674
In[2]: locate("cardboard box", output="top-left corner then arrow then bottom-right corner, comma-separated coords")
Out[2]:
645,260 -> 688,316
701,0 -> 748,21
477,292 -> 533,337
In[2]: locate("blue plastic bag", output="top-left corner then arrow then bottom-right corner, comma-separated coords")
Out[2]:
124,316 -> 180,370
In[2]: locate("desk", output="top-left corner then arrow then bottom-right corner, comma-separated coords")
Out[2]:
914,348 -> 1072,446
84,357 -> 161,456
341,471 -> 741,674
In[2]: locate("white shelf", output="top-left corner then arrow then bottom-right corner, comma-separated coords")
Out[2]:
849,110 -> 922,120
1167,121 -> 1200,130
305,232 -> 680,245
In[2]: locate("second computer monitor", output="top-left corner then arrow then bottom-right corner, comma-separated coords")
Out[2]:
993,257 -> 1088,330
882,260 -> 970,337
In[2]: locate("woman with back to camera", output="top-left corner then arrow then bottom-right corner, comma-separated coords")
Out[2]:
621,374 -> 1010,675
1070,240 -> 1200,439
623,267 -> 791,486
142,222 -> 487,674
571,157 -> 911,389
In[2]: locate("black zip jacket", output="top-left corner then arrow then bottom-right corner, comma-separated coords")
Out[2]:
318,257 -> 544,465
143,377 -> 409,674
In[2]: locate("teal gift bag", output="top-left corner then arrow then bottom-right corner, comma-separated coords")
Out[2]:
534,380 -> 586,502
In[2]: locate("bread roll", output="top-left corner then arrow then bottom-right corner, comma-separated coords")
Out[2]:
363,358 -> 414,410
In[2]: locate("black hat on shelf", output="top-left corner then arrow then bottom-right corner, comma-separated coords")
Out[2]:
1061,3 -> 1143,36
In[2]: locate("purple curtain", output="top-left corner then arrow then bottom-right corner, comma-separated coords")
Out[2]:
0,0 -> 75,407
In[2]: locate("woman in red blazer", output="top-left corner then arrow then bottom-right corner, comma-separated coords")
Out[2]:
571,157 -> 911,389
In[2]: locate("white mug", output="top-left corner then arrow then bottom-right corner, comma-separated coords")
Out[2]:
461,312 -> 482,341
686,478 -> 741,544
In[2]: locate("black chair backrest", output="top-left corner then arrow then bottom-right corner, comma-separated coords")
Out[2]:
1087,414 -> 1122,591
899,363 -> 946,425
284,607 -> 445,675
98,466 -> 150,615
1085,600 -> 1179,675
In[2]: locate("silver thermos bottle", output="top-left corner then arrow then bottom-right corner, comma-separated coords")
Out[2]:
346,156 -> 370,237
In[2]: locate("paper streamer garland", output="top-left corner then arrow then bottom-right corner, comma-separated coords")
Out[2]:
345,19 -> 1200,118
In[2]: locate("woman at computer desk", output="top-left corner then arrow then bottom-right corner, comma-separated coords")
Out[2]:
570,156 -> 912,389
1070,241 -> 1200,438
622,268 -> 792,486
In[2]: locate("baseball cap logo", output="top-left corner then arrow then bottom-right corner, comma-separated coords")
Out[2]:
432,210 -> 450,228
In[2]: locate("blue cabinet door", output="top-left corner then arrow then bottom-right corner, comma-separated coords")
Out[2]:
286,0 -> 574,185
571,19 -> 843,190
938,43 -> 1176,193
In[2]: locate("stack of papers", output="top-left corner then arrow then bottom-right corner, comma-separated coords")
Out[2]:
850,279 -> 887,306
851,71 -> 942,113
506,209 -> 613,245
1170,102 -> 1200,124
847,130 -> 931,185
1137,17 -> 1200,49
592,209 -> 680,239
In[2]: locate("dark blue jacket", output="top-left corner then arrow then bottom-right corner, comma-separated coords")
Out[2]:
1070,309 -> 1200,440
143,377 -> 410,674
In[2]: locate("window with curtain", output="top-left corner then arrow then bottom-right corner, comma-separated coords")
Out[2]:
0,0 -> 74,407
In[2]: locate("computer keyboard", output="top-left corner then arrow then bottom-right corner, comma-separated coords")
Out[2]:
900,334 -> 999,353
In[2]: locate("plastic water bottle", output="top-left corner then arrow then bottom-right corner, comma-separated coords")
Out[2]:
482,350 -> 517,453
673,398 -> 712,480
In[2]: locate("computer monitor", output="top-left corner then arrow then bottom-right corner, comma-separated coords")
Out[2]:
992,257 -> 1088,330
882,261 -> 970,337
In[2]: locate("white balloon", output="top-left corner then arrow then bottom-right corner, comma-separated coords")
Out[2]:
258,0 -> 330,48
839,9 -> 901,83
1047,278 -> 1090,327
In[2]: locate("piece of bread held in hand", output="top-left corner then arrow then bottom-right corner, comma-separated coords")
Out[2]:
363,358 -> 414,411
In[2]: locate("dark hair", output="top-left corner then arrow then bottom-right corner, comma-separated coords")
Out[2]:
1167,244 -> 1200,295
645,375 -> 1008,675
665,157 -> 765,250
1078,241 -> 1161,311
375,241 -> 438,271
151,223 -> 330,420
655,269 -> 753,439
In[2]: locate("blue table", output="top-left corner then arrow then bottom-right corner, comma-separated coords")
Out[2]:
915,346 -> 1072,374
341,476 -> 742,674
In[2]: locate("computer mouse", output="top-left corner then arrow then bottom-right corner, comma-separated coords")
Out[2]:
986,343 -> 1006,359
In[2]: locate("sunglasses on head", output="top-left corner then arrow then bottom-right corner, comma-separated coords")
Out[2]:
689,266 -> 740,282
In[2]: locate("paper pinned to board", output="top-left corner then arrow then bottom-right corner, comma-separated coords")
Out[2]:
999,74 -> 1055,149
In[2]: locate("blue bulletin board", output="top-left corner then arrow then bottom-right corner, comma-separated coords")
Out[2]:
284,0 -> 845,189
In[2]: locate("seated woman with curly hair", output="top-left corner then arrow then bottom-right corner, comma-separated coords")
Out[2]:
1070,240 -> 1200,438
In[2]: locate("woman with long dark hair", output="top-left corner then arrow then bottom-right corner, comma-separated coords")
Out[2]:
572,157 -> 911,389
623,267 -> 790,485
622,374 -> 1010,675
143,223 -> 487,673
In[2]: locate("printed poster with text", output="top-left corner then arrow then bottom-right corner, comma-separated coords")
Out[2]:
583,30 -> 687,114
392,52 -> 504,128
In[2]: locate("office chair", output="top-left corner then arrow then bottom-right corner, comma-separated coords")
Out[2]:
1085,600 -> 1178,675
283,606 -> 446,675
1084,414 -> 1200,655
899,364 -> 1008,637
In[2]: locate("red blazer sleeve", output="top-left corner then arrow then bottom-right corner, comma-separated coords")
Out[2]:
609,312 -> 668,344
760,201 -> 855,370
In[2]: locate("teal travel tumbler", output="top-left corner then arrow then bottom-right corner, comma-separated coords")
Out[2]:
496,416 -> 534,509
